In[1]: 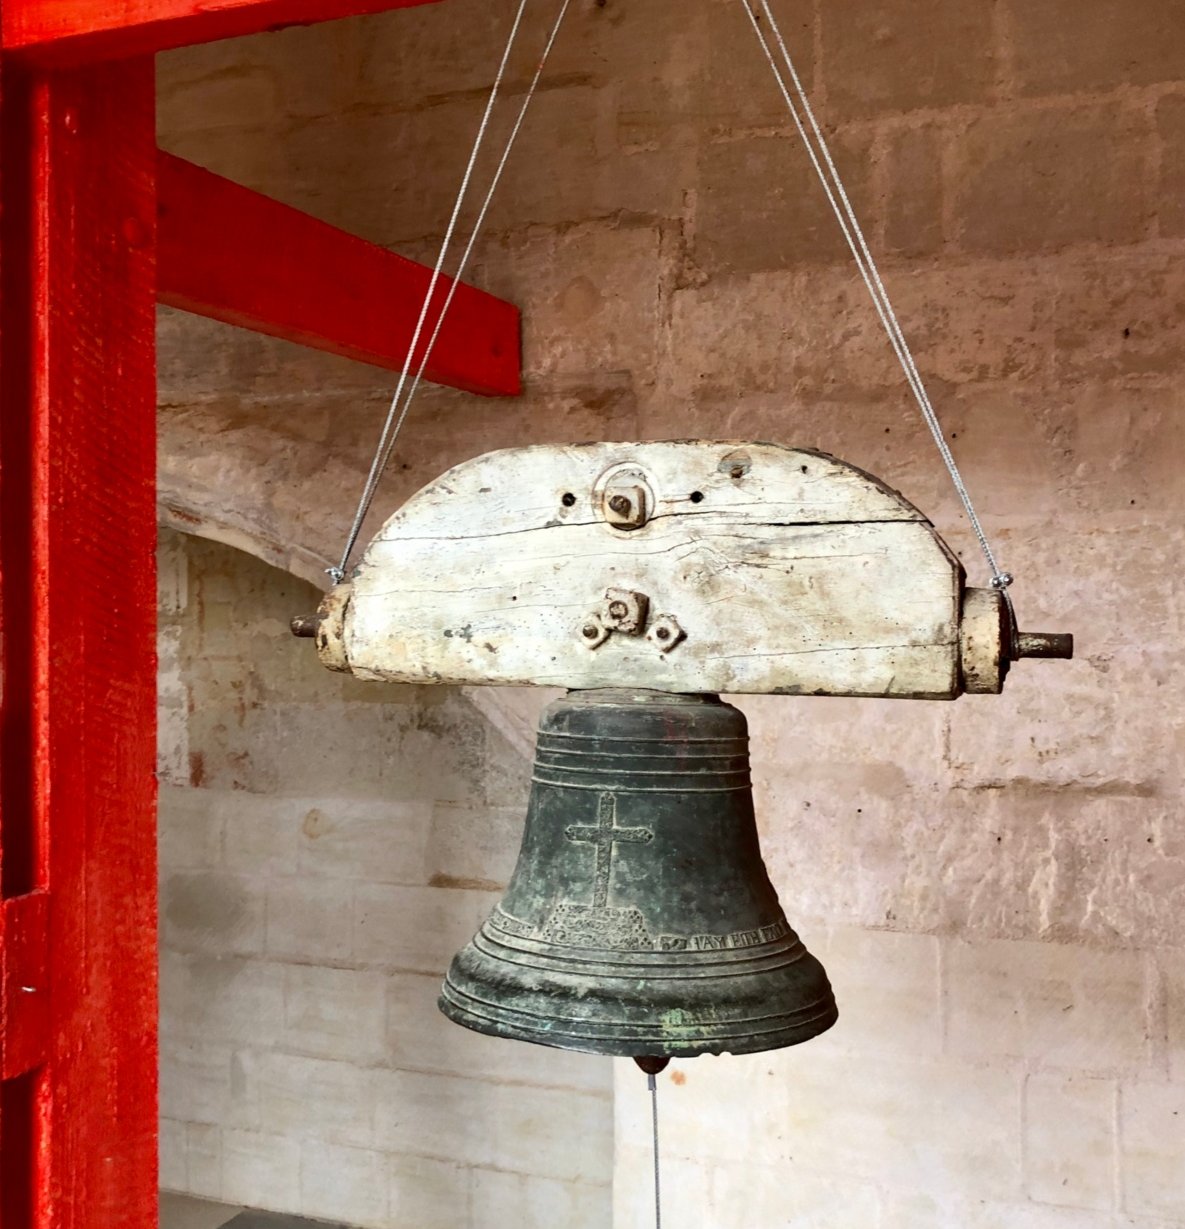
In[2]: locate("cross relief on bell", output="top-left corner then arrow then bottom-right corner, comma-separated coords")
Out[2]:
438,688 -> 838,1060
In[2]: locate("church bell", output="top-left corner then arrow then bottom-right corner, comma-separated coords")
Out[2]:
439,688 -> 837,1059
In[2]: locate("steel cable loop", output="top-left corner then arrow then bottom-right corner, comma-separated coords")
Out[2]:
740,0 -> 1018,650
332,0 -> 573,584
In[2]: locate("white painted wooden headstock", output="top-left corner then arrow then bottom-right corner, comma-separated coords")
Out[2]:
298,441 -> 1070,699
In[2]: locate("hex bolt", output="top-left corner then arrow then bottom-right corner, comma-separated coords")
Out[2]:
601,481 -> 650,530
580,613 -> 611,649
648,614 -> 686,653
602,588 -> 650,635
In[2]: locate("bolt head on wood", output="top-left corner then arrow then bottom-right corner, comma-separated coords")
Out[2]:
602,480 -> 650,530
602,588 -> 650,635
648,614 -> 686,654
581,614 -> 611,649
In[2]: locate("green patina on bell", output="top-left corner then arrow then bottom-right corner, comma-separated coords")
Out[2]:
439,688 -> 837,1059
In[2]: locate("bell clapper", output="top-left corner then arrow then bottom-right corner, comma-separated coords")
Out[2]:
633,1056 -> 671,1076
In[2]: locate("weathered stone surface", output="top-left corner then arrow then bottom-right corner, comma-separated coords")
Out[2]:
1121,1082 -> 1185,1218
1024,1075 -> 1117,1210
954,105 -> 1153,255
1052,252 -> 1185,382
476,223 -> 666,382
819,0 -> 997,117
1007,0 -> 1185,95
373,1068 -> 612,1182
879,1193 -> 1121,1229
1158,96 -> 1185,239
694,128 -> 876,275
946,940 -> 1154,1074
387,1154 -> 471,1229
619,1049 -> 1023,1199
1164,950 -> 1185,1083
469,1170 -> 609,1229
300,1141 -> 388,1228
884,122 -> 946,258
658,259 -> 1057,416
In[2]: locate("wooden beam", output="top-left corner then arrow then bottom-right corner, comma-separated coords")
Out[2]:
0,59 -> 159,1227
3,0 -> 443,66
157,152 -> 521,398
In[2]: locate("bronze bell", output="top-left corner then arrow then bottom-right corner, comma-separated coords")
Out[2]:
439,688 -> 837,1059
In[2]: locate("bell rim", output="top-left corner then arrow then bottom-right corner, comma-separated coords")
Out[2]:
438,983 -> 839,1059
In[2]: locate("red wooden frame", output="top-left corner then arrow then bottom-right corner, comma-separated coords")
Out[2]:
0,3 -> 522,1226
2,58 -> 160,1227
4,0 -> 443,66
158,152 -> 520,396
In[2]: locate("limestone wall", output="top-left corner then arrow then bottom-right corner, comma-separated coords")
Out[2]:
156,529 -> 611,1224
157,1 -> 1185,1225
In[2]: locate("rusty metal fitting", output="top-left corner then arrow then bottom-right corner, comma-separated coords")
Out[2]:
290,613 -> 320,638
580,613 -> 611,649
1014,632 -> 1074,660
602,588 -> 650,635
602,483 -> 650,531
648,614 -> 686,653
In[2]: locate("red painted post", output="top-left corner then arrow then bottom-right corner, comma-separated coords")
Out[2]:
0,4 -> 522,1224
0,58 -> 159,1228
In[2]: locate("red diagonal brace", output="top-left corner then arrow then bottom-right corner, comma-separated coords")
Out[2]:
4,0 -> 444,66
157,152 -> 522,397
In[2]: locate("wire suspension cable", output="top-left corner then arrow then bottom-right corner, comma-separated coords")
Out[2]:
738,0 -> 1017,636
357,0 -> 574,556
330,0 -> 525,583
649,1071 -> 662,1229
331,0 -> 571,583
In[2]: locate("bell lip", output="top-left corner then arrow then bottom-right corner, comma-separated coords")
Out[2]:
437,989 -> 838,1059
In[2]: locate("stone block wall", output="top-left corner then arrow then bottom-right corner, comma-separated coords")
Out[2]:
156,529 -> 612,1225
156,0 -> 1185,1225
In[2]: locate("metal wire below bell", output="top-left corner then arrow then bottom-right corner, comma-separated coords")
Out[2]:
439,688 -> 837,1059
